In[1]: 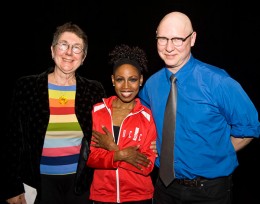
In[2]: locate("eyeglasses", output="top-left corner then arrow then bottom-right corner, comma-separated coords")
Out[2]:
55,41 -> 84,54
156,32 -> 193,46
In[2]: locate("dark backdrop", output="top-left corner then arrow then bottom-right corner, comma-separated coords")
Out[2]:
3,1 -> 259,203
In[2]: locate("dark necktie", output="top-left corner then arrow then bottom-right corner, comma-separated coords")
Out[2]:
159,74 -> 177,187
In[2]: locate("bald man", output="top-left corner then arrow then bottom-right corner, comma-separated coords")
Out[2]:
139,11 -> 259,204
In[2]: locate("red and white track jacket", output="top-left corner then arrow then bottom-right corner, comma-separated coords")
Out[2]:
87,96 -> 157,203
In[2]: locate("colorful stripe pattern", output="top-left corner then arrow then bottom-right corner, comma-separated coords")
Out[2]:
40,83 -> 83,175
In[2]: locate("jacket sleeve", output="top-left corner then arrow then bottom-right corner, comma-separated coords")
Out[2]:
86,108 -> 119,169
1,79 -> 26,200
87,145 -> 119,169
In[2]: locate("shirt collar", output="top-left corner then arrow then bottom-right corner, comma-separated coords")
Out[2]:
172,54 -> 195,85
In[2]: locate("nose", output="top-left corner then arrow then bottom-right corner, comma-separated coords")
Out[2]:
166,40 -> 175,52
123,81 -> 129,88
65,45 -> 73,54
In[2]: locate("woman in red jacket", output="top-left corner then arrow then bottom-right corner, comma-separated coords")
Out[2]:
87,44 -> 157,204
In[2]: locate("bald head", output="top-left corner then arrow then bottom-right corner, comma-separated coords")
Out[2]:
155,11 -> 196,71
156,11 -> 193,36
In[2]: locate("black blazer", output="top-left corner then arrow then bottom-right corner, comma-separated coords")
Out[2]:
1,67 -> 106,201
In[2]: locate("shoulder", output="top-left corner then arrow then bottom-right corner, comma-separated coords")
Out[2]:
135,98 -> 154,120
191,59 -> 234,86
194,59 -> 229,77
192,59 -> 243,92
77,75 -> 103,87
92,100 -> 106,113
148,68 -> 166,80
15,74 -> 44,88
144,68 -> 166,86
76,75 -> 106,97
141,108 -> 154,123
15,68 -> 51,86
141,105 -> 153,115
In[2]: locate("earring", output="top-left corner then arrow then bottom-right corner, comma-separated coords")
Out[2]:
140,84 -> 142,86
113,84 -> 115,86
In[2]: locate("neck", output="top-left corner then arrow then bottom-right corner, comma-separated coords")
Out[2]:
52,71 -> 75,86
113,98 -> 135,110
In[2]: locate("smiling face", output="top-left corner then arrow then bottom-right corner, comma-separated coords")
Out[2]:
51,31 -> 86,74
156,12 -> 196,73
112,64 -> 143,103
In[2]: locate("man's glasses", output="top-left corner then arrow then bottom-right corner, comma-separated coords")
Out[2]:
55,41 -> 84,54
156,32 -> 194,47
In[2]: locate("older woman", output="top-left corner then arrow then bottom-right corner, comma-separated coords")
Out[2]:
2,22 -> 106,204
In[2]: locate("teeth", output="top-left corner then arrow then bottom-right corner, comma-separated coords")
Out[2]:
122,92 -> 131,97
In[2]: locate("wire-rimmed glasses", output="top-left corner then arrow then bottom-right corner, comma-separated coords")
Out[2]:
55,41 -> 84,54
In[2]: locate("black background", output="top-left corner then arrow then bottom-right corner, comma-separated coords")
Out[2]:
3,0 -> 260,203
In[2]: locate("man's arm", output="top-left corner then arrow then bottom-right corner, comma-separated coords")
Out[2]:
231,136 -> 254,151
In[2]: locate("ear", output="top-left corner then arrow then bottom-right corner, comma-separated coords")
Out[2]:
111,75 -> 115,86
51,46 -> 54,59
81,53 -> 87,64
191,32 -> 196,47
140,75 -> 144,86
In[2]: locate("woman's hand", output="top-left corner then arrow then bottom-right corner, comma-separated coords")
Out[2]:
92,126 -> 152,170
114,146 -> 151,170
6,194 -> 27,204
91,126 -> 118,151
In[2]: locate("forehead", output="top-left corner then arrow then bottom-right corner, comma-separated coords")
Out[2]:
114,64 -> 140,76
58,32 -> 83,44
157,14 -> 191,36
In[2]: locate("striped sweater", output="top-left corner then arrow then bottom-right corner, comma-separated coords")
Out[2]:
40,83 -> 83,175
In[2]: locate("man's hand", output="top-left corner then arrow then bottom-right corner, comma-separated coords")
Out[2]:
150,140 -> 158,157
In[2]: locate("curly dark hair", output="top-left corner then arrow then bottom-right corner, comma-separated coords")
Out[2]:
109,44 -> 148,74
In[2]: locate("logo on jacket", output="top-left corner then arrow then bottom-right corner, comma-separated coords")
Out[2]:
122,127 -> 143,141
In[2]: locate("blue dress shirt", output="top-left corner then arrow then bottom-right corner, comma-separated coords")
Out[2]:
139,54 -> 260,179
